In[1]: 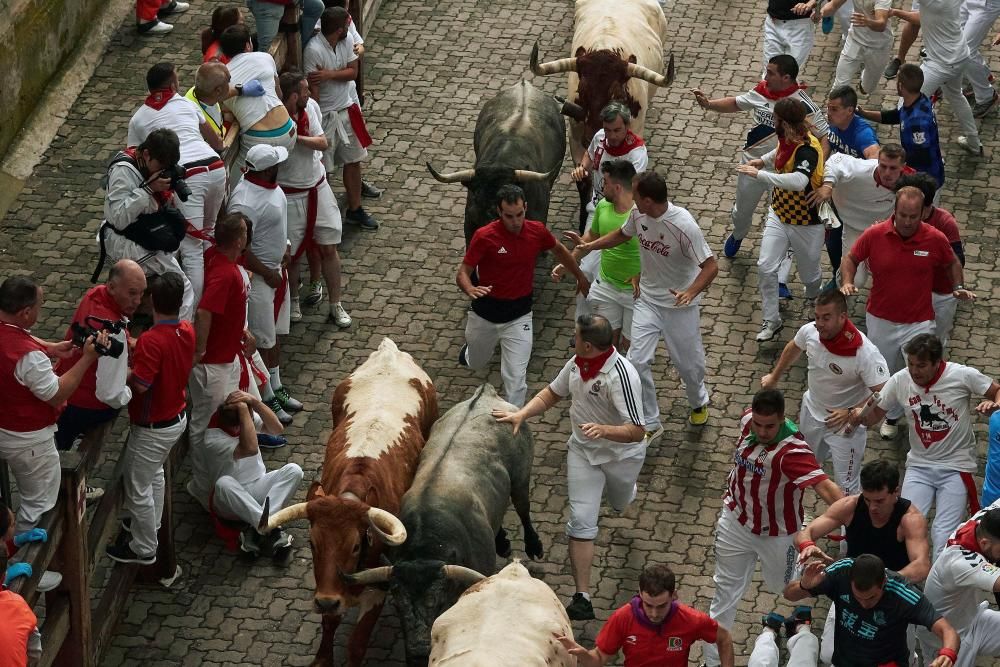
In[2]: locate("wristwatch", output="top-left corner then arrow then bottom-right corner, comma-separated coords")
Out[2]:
236,84 -> 244,97
954,284 -> 964,291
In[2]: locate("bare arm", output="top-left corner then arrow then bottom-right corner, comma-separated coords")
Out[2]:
840,254 -> 859,294
297,133 -> 329,151
671,256 -> 718,306
555,635 -> 612,667
575,227 -> 629,252
796,495 -> 857,561
784,561 -> 827,601
194,308 -> 212,363
864,8 -> 891,31
46,337 -> 102,407
815,478 -> 845,505
691,90 -> 742,114
456,262 -> 491,299
862,144 -> 881,159
717,627 -> 736,667
761,339 -> 804,389
898,509 -> 931,582
927,618 -> 960,667
200,119 -> 224,152
891,7 -> 921,25
493,387 -> 562,435
552,242 -> 590,296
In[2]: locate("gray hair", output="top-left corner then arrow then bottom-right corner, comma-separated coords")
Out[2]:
600,101 -> 632,125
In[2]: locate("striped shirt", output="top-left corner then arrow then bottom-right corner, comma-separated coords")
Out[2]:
723,409 -> 828,536
735,88 -> 829,159
550,350 -> 646,466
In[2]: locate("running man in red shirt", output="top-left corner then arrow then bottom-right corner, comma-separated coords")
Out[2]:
557,564 -> 734,667
108,272 -> 196,564
456,184 -> 588,406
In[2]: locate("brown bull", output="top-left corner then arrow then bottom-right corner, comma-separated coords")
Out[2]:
258,338 -> 438,666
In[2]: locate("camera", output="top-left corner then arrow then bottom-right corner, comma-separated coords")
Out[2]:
160,164 -> 191,202
70,316 -> 127,358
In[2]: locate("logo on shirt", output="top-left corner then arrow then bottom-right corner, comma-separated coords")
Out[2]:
913,250 -> 929,257
625,635 -> 638,645
637,236 -> 671,257
667,637 -> 684,651
497,246 -> 508,254
907,395 -> 958,447
912,131 -> 927,145
877,365 -> 887,376
983,563 -> 999,574
797,159 -> 810,171
829,363 -> 844,375
641,225 -> 648,231
840,594 -> 852,603
589,380 -> 603,396
873,611 -> 887,626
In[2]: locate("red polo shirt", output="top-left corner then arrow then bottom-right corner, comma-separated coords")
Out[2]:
922,207 -> 962,295
128,320 -> 196,424
199,249 -> 248,365
849,217 -> 954,323
596,601 -> 719,667
463,219 -> 556,300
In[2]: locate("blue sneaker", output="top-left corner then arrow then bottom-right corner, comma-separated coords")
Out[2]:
723,234 -> 742,258
822,16 -> 834,33
763,611 -> 786,634
257,433 -> 288,449
779,283 -> 793,300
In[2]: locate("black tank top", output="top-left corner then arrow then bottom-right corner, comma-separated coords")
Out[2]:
846,497 -> 912,572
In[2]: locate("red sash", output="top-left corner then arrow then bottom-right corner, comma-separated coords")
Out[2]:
272,269 -> 289,323
347,104 -> 373,148
280,175 -> 326,264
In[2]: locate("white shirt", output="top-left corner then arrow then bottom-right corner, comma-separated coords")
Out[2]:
793,323 -> 889,421
223,52 -> 284,129
878,363 -> 994,472
228,178 -> 288,269
94,329 -> 132,409
0,351 -> 59,445
303,32 -> 358,112
549,350 -> 646,465
823,154 -> 897,232
127,94 -> 218,166
278,98 -> 326,189
586,130 -> 648,208
918,0 -> 970,65
846,0 -> 893,47
735,88 -> 829,158
920,501 -> 1000,644
620,204 -> 713,309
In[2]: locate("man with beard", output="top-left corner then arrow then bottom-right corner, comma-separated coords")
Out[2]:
761,289 -> 888,495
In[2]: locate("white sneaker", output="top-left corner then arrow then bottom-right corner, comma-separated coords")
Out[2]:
85,485 -> 105,502
957,135 -> 984,156
331,303 -> 352,328
880,421 -> 899,440
645,425 -> 665,444
756,320 -> 784,342
171,1 -> 190,11
38,571 -> 62,592
290,298 -> 302,322
142,20 -> 173,34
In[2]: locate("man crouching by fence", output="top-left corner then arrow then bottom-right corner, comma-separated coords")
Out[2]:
107,273 -> 195,565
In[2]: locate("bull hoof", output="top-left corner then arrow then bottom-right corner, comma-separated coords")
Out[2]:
495,529 -> 512,558
525,534 -> 544,560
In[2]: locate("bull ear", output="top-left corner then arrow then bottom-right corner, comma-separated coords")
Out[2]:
307,481 -> 325,500
628,54 -> 637,64
575,46 -> 586,58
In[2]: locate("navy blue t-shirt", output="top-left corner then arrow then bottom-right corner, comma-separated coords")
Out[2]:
881,95 -> 946,187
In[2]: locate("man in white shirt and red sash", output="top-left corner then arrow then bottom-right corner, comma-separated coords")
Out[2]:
0,276 -> 105,532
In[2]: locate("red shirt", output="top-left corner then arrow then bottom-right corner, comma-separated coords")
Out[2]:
596,602 -> 719,667
61,285 -> 128,410
849,217 -> 954,323
128,321 -> 196,424
462,219 -> 556,301
0,588 -> 37,667
199,249 -> 248,365
203,41 -> 230,65
922,207 -> 962,295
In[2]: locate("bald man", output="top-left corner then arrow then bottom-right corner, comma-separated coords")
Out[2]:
56,260 -> 146,465
185,61 -> 237,145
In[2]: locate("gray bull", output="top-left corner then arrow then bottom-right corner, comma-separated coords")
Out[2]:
342,383 -> 543,665
427,80 -> 583,245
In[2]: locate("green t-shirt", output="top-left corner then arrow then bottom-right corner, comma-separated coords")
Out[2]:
592,200 -> 641,292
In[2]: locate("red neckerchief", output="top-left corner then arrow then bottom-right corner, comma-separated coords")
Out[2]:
295,106 -> 310,137
874,165 -> 915,189
820,318 -> 864,356
208,412 -> 241,438
123,147 -> 173,206
593,130 -> 644,168
774,136 -> 802,174
948,518 -> 980,551
753,79 -> 808,101
144,88 -> 174,111
917,361 -> 948,393
575,347 -> 615,382
245,172 -> 278,189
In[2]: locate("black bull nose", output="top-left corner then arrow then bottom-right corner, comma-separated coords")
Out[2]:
314,597 -> 342,614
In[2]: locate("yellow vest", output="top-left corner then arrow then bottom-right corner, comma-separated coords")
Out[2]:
771,132 -> 824,226
185,87 -> 224,138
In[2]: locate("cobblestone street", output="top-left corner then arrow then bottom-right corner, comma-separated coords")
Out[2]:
2,0 -> 1000,663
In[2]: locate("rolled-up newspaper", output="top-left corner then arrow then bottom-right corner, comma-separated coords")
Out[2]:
818,200 -> 842,230
844,391 -> 881,435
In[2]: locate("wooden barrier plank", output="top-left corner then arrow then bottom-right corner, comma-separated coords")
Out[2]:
90,561 -> 138,665
54,455 -> 93,667
38,595 -> 72,667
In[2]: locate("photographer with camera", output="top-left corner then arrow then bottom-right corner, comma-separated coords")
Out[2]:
0,276 -> 108,532
128,63 -> 265,307
55,260 -> 145,493
96,128 -> 195,321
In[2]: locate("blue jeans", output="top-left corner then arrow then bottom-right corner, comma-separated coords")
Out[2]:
247,0 -> 323,53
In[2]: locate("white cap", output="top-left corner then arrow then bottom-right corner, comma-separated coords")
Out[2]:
245,145 -> 289,171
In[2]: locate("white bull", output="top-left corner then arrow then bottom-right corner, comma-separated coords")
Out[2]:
531,0 -> 673,165
429,561 -> 577,666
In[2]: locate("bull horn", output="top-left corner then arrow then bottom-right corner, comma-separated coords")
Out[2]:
441,564 -> 486,587
341,565 -> 394,586
259,500 -> 309,534
367,507 -> 407,546
530,42 -> 576,76
625,54 -> 675,87
554,96 -> 586,122
513,169 -> 553,183
427,162 -> 476,184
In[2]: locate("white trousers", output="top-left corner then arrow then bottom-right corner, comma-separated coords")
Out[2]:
832,32 -> 894,95
920,604 -> 1000,667
627,299 -> 709,427
961,0 -> 1000,104
213,463 -> 304,526
732,161 -> 770,242
800,404 -> 867,495
122,417 -> 186,557
0,434 -> 60,532
922,58 -> 982,149
763,15 -> 816,74
704,507 -> 798,666
464,311 -> 532,407
903,463 -> 973,558
759,214 -> 825,325
750,625 -> 819,667
588,276 -> 635,336
188,359 -> 241,503
933,291 -> 959,349
175,167 -> 227,307
864,314 -> 933,420
565,447 -> 645,539
842,224 -> 871,289
574,251 -> 601,322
